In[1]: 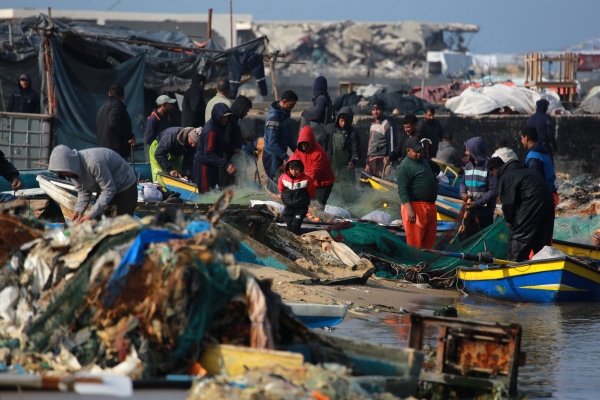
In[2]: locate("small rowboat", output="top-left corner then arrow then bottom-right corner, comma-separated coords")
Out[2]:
286,303 -> 349,328
157,172 -> 200,202
458,256 -> 600,302
553,239 -> 600,262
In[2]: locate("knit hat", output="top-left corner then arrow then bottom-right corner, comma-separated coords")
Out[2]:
188,128 -> 201,144
372,99 -> 385,110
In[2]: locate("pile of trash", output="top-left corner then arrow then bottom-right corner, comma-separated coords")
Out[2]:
254,20 -> 478,78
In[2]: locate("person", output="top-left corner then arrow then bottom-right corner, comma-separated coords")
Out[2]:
436,133 -> 465,168
387,114 -> 426,164
144,95 -> 175,154
48,145 -> 137,222
487,157 -> 555,262
526,99 -> 558,158
491,139 -> 518,163
262,90 -> 298,181
323,106 -> 361,183
149,127 -> 199,185
193,103 -> 238,193
7,73 -> 40,114
459,137 -> 498,231
366,99 -> 397,177
181,73 -> 206,128
278,159 -> 316,235
396,136 -> 438,249
418,106 -> 443,156
204,78 -> 233,123
521,126 -> 559,210
96,84 -> 135,160
222,95 -> 252,187
291,126 -> 335,209
300,76 -> 334,147
0,150 -> 22,199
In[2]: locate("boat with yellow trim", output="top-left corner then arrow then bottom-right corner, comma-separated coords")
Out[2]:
458,256 -> 600,302
553,239 -> 600,262
157,172 -> 200,201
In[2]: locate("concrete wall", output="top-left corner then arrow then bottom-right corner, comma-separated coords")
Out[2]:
244,114 -> 600,177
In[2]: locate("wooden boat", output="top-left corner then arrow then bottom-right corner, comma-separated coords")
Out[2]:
286,303 -> 348,328
157,172 -> 200,201
553,239 -> 600,262
458,256 -> 600,302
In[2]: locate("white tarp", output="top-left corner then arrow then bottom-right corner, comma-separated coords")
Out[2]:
445,85 -> 566,115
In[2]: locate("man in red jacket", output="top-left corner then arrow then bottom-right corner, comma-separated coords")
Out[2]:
290,126 -> 335,209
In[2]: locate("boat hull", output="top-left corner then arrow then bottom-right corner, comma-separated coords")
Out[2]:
286,303 -> 349,328
458,257 -> 600,302
158,172 -> 199,201
553,239 -> 600,262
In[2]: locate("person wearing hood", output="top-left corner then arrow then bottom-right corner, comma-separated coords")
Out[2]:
491,139 -> 518,163
7,73 -> 40,114
181,73 -> 206,128
144,95 -> 175,157
48,145 -> 137,223
149,126 -> 199,185
263,90 -> 298,180
97,84 -> 135,160
290,126 -> 336,209
300,76 -> 334,147
278,159 -> 316,235
0,150 -> 21,196
221,95 -> 253,187
459,137 -> 498,231
521,126 -> 558,210
436,133 -> 465,168
487,157 -> 554,262
526,99 -> 558,158
193,103 -> 238,193
323,106 -> 361,183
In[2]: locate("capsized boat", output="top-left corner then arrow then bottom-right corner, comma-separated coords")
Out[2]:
286,303 -> 349,328
458,256 -> 600,302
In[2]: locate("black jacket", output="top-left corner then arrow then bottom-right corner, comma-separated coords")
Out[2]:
526,99 -> 557,151
181,83 -> 206,128
417,118 -> 443,157
323,106 -> 361,168
7,73 -> 40,114
0,150 -> 19,182
154,127 -> 195,177
224,96 -> 252,159
96,97 -> 134,159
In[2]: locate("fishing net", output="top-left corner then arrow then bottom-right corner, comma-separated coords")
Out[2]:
553,215 -> 600,245
329,216 -> 510,286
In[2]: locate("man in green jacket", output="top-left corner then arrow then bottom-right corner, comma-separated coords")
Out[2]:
397,136 -> 438,249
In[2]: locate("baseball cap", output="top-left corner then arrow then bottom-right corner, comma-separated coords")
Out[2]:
443,132 -> 453,140
156,95 -> 176,105
406,136 -> 423,152
19,74 -> 28,81
372,99 -> 385,110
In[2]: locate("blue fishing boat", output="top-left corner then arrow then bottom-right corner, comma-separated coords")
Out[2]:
157,172 -> 200,201
286,303 -> 348,328
458,256 -> 600,302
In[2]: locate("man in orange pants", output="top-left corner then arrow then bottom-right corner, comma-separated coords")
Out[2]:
397,137 -> 439,249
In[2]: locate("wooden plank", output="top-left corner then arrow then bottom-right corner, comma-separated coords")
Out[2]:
200,345 -> 304,376
435,326 -> 447,373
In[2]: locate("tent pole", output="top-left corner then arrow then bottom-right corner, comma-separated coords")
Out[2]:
229,0 -> 233,48
264,37 -> 279,101
207,8 -> 212,40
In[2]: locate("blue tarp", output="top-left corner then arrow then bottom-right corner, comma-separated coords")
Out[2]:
52,42 -> 146,160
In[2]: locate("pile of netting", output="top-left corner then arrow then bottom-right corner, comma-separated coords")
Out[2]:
553,215 -> 600,245
329,217 -> 511,287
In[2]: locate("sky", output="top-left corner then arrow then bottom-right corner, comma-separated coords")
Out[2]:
3,0 -> 599,53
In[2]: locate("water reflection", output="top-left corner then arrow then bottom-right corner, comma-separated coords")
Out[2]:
333,295 -> 600,399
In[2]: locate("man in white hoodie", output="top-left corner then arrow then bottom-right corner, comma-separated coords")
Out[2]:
491,139 -> 518,163
48,145 -> 137,223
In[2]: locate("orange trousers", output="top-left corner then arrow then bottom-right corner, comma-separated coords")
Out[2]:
401,201 -> 437,249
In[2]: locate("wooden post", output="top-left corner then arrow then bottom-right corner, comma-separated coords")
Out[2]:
207,8 -> 212,40
264,37 -> 279,101
229,0 -> 233,48
45,7 -> 55,116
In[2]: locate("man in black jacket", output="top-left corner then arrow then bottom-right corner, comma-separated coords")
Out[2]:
0,150 -> 21,197
487,157 -> 555,262
526,99 -> 558,159
181,73 -> 206,128
418,106 -> 443,156
7,73 -> 40,114
97,85 -> 135,160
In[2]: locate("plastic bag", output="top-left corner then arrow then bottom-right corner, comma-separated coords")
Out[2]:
138,183 -> 163,203
324,205 -> 351,219
360,210 -> 392,225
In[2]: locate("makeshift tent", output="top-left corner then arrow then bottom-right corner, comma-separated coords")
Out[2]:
576,92 -> 600,114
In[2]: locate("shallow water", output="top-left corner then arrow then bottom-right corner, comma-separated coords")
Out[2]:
332,295 -> 600,399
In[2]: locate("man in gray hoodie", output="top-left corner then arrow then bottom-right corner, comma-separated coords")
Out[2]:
48,145 -> 137,222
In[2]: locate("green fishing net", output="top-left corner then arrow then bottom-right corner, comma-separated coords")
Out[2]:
553,215 -> 600,245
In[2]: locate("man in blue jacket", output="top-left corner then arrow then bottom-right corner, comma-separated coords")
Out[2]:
460,137 -> 498,232
526,99 -> 558,159
144,95 -> 175,158
300,76 -> 334,147
521,126 -> 558,211
262,90 -> 298,181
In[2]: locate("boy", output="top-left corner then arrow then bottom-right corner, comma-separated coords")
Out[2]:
278,159 -> 316,235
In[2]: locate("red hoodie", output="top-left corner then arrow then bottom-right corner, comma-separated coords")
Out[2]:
290,126 -> 335,187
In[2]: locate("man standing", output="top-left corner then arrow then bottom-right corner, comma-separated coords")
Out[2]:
460,137 -> 498,231
145,95 -> 175,154
97,84 -> 135,160
7,73 -> 40,114
521,126 -> 559,210
205,78 -> 233,123
149,127 -> 199,185
527,99 -> 558,158
366,99 -> 396,177
418,106 -> 443,156
300,76 -> 334,147
436,133 -> 465,168
181,73 -> 206,128
0,150 -> 22,197
291,126 -> 335,209
396,137 -> 438,249
262,90 -> 298,181
387,114 -> 424,164
323,106 -> 361,183
48,145 -> 137,222
487,157 -> 555,262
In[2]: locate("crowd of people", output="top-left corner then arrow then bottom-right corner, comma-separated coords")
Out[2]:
2,72 -> 559,262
